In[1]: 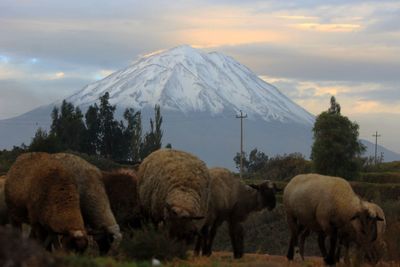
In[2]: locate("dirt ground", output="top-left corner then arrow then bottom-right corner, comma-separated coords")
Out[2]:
168,251 -> 399,267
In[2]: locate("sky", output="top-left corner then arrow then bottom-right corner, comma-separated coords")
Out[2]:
0,0 -> 399,153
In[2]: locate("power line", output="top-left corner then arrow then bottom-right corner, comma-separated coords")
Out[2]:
236,110 -> 247,179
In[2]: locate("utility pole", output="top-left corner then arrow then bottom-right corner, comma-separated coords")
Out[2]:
372,131 -> 381,165
236,110 -> 247,179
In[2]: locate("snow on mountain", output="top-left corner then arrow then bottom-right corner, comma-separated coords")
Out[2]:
66,45 -> 314,125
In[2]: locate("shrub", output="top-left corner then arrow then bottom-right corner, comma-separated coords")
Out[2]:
120,225 -> 188,261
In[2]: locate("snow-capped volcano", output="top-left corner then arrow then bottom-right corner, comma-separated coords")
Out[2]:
67,45 -> 314,125
2,45 -> 398,168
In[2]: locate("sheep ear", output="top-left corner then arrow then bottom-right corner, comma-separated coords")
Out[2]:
351,213 -> 360,221
249,184 -> 259,190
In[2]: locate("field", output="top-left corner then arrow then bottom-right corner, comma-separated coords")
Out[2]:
1,154 -> 400,266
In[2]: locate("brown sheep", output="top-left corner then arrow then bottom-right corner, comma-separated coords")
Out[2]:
50,153 -> 122,254
5,152 -> 88,253
0,175 -> 9,226
194,167 -> 279,258
283,174 -> 383,265
102,169 -> 141,231
138,149 -> 210,244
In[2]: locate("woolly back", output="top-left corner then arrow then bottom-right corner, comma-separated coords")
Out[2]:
102,170 -> 140,228
284,173 -> 362,223
51,153 -> 117,230
208,167 -> 240,211
138,149 -> 210,222
6,152 -> 85,233
29,163 -> 85,234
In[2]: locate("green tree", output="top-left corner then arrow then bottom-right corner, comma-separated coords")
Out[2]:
84,104 -> 100,154
50,100 -> 86,152
123,108 -> 142,162
140,105 -> 163,159
29,128 -> 61,153
311,96 -> 365,179
98,92 -> 119,158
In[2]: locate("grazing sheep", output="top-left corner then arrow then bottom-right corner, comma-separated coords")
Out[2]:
5,152 -> 88,253
102,169 -> 141,231
283,173 -> 383,265
51,153 -> 122,254
138,149 -> 210,244
194,167 -> 279,258
0,175 -> 9,226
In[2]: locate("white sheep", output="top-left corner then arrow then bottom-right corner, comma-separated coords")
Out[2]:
194,167 -> 278,258
138,149 -> 210,244
283,173 -> 383,265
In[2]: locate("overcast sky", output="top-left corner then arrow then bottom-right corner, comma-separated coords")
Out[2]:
0,0 -> 399,153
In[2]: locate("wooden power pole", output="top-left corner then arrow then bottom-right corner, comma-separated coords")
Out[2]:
372,131 -> 381,164
236,110 -> 247,179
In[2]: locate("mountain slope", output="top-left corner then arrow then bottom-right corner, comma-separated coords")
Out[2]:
66,45 -> 314,125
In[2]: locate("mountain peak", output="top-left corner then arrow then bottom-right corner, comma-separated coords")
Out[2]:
66,45 -> 314,125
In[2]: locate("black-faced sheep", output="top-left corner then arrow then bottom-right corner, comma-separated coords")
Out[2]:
102,169 -> 141,231
51,153 -> 122,254
5,152 -> 88,253
283,173 -> 383,265
138,149 -> 210,244
0,175 -> 9,226
194,167 -> 278,258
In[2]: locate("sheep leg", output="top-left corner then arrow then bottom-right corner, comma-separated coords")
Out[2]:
286,216 -> 301,261
324,227 -> 338,265
194,225 -> 208,256
299,228 -> 310,260
203,221 -> 220,256
229,222 -> 244,259
317,232 -> 327,258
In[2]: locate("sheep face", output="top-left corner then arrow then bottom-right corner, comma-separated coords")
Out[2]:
351,209 -> 384,245
164,205 -> 204,244
249,181 -> 278,211
60,230 -> 88,253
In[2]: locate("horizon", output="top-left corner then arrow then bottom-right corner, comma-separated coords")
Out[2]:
0,0 -> 399,154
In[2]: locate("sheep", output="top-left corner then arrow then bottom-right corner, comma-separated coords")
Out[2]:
194,167 -> 279,258
283,173 -> 383,265
50,153 -> 122,254
138,149 -> 211,244
101,169 -> 141,231
5,152 -> 88,253
0,175 -> 9,226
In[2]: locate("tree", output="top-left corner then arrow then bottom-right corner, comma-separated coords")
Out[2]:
29,128 -> 61,153
140,105 -> 163,159
84,104 -> 100,154
311,96 -> 365,179
50,100 -> 86,152
98,92 -> 119,158
123,108 -> 142,162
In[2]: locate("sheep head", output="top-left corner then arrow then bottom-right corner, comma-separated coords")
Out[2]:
60,230 -> 88,254
164,203 -> 204,244
89,224 -> 122,255
350,208 -> 384,245
249,180 -> 279,211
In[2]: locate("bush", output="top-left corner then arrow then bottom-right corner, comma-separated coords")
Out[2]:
357,172 -> 400,184
120,226 -> 188,261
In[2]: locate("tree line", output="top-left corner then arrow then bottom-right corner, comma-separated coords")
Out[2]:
29,92 -> 164,162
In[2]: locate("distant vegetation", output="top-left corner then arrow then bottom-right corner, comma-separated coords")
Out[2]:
0,92 -> 165,174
